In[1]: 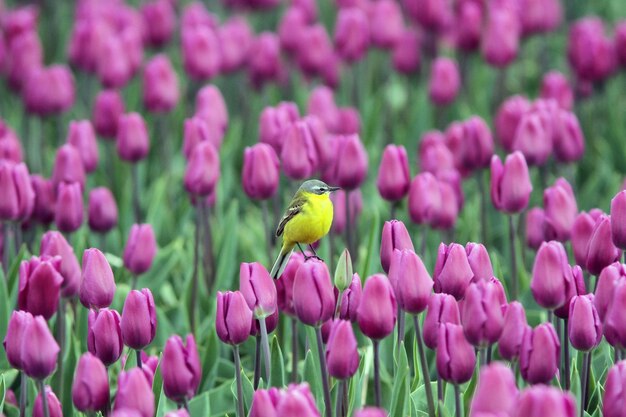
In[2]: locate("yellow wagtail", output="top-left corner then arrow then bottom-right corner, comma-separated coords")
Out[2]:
270,179 -> 340,279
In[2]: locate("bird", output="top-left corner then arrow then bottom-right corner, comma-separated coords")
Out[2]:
270,179 -> 340,279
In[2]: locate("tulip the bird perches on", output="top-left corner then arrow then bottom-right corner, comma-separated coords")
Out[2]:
270,179 -> 340,279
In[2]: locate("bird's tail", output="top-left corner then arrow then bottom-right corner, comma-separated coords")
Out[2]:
270,243 -> 295,279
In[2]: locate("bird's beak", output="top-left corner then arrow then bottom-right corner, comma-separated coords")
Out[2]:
328,186 -> 341,192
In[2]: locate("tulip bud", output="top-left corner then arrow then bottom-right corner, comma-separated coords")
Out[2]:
526,207 -> 546,250
495,95 -> 531,152
514,386 -> 576,417
184,141 -> 220,196
295,24 -> 335,77
353,408 -> 387,417
80,248 -> 116,309
436,323 -> 476,384
404,0 -> 451,33
604,280 -> 626,349
482,6 -> 520,68
141,0 -> 175,47
242,143 -> 279,200
330,189 -> 363,235
181,26 -> 221,81
325,320 -> 359,379
595,263 -> 626,321
519,323 -> 560,384
0,162 -> 34,221
117,113 -> 150,163
572,212 -> 598,267
604,361 -> 626,417
21,316 -> 59,379
23,65 -> 75,116
454,1 -> 482,51
18,256 -> 63,320
544,178 -> 577,242
54,182 -> 83,233
164,411 -> 189,417
530,241 -> 573,310
330,134 -> 368,190
465,243 -> 494,282
142,54 -> 179,113
249,388 -> 279,417
408,172 -> 441,227
334,7 -> 369,62
275,252 -> 304,316
392,28 -> 421,74
216,291 -> 253,345
368,0 -> 404,48
194,85 -> 228,135
258,102 -> 299,153
357,274 -> 397,340
33,386 -> 62,417
568,18 -> 616,83
248,32 -> 283,89
433,243 -> 474,300
162,334 -> 201,402
279,121 -> 319,180
376,145 -> 410,201
568,294 -> 601,351
3,310 -> 34,369
240,262 -> 277,319
512,111 -> 552,167
449,116 -> 494,172
469,363 -> 518,416
93,89 -> 125,139
552,110 -> 585,164
293,259 -> 335,326
182,117 -> 221,160
88,308 -> 123,366
554,265 -> 585,319
334,249 -> 353,292
123,224 -> 157,275
380,220 -> 415,273
498,301 -> 529,361
96,37 -> 132,89
611,191 -> 626,250
586,215 -> 621,275
114,369 -> 155,417
461,281 -> 505,347
540,71 -> 573,110
307,86 -> 340,133
88,187 -> 118,233
30,175 -> 55,224
218,16 -> 253,73
121,289 -> 157,350
388,249 -> 432,315
423,293 -> 461,349
72,353 -> 109,412
429,57 -> 460,106
490,152 -> 532,214
339,273 -> 362,322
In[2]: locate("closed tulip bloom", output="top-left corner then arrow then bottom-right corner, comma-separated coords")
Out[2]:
88,187 -> 118,233
6,31 -> 42,91
585,215 -> 620,275
572,212 -> 598,267
423,293 -> 461,349
258,102 -> 299,154
248,32 -> 283,88
295,24 -> 335,77
114,369 -> 155,417
568,294 -> 601,351
280,121 -> 319,180
495,95 -> 531,152
339,273 -> 362,322
465,243 -> 494,282
353,408 -> 387,417
195,85 -> 228,135
325,320 -> 359,379
117,113 -> 150,163
242,143 -> 280,200
162,334 -> 201,402
80,248 -> 116,309
540,71 -> 573,110
329,134 -> 368,190
408,172 -> 441,227
433,243 -> 474,300
66,120 -> 98,173
3,6 -> 38,43
54,182 -> 84,233
568,18 -> 616,83
334,8 -> 369,62
121,289 -> 157,350
470,363 -> 518,416
0,162 -> 34,221
604,280 -> 626,349
123,224 -> 157,275
554,265 -> 585,319
380,220 -> 415,273
181,26 -> 221,81
88,308 -> 123,366
92,90 -> 125,139
514,386 -> 576,417
490,152 -> 532,213
461,281 -> 505,347
376,145 -> 410,201
604,361 -> 626,417
454,1 -> 482,51
330,189 -> 363,235
216,291 -> 253,345
357,274 -> 397,340
618,22 -> 626,67
30,175 -> 55,224
18,256 -> 63,320
142,54 -> 179,113
451,116 -> 494,172
307,86 -> 340,133
512,111 -> 552,167
249,389 -> 279,417
72,353 -> 109,412
240,262 -> 277,319
544,178 -> 577,242
429,57 -> 460,106
369,0 -> 404,48
611,191 -> 626,250
218,17 -> 253,73
388,249 -> 432,314
50,144 -> 85,191
552,110 -> 584,163
23,65 -> 75,116
293,259 -> 335,326
519,323 -> 560,384
21,316 -> 59,379
498,301 -> 529,361
3,310 -> 34,369
182,118 -> 222,159
275,252 -> 304,316
526,207 -> 546,250
184,142 -> 220,196
96,37 -> 133,89
276,388 -> 321,417
437,323 -> 476,384
141,0 -> 175,47
595,263 -> 626,321
531,241 -> 572,309
482,6 -> 520,68
33,386 -> 62,417
392,28 -> 421,74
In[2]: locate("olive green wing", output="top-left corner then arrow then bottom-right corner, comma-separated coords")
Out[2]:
276,193 -> 307,237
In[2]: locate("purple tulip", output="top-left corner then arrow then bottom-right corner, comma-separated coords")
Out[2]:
79,248 -> 116,309
423,293 -> 461,349
368,0 -> 404,48
465,243 -> 494,282
181,26 -> 221,81
121,289 -> 157,350
114,369 -> 155,417
67,120 -> 98,173
469,362 -> 518,416
513,386 -> 576,417
520,323 -> 560,384
92,89 -> 125,139
568,294 -> 602,351
357,274 -> 397,340
481,6 -> 520,68
18,256 -> 63,320
392,29 -> 420,73
380,220 -> 415,273
604,280 -> 626,350
612,191 -> 626,251
339,273 -> 362,322
88,187 -> 118,233
21,316 -> 59,379
72,353 -> 109,412
353,408 -> 387,417
33,386 -> 62,417
184,141 -> 220,197
544,178 -> 578,242
512,110 -> 552,167
88,308 -> 123,366
495,95 -> 531,152
240,262 -> 277,319
249,388 -> 279,417
325,320 -> 359,379
418,130 -> 455,177
275,252 -> 304,316
540,71 -> 573,111
54,181 -> 84,233
123,224 -> 157,275
330,189 -> 363,235
328,134 -> 368,190
216,291 -> 253,345
531,241 -> 573,310
461,280 -> 504,347
293,259 -> 335,326
280,121 -> 319,181
162,334 -> 201,403
117,113 -> 150,163
51,144 -> 86,190
568,17 -> 616,83
218,17 -> 253,73
140,0 -> 175,47
22,65 -> 75,117
454,1 -> 482,52
376,145 -> 411,201
195,85 -> 228,135
433,242 -> 474,300
490,152 -> 532,213
388,249 -> 432,314
572,211 -> 600,267
554,265 -> 586,319
526,207 -> 546,250
142,54 -> 179,113
595,263 -> 626,321
604,361 -> 626,417
436,323 -> 476,384
429,57 -> 460,106
258,103 -> 299,154
30,175 -> 55,224
248,32 -> 283,89
498,301 -> 529,361
586,215 -> 621,275
242,143 -> 280,200
182,118 -> 221,160
3,310 -> 34,369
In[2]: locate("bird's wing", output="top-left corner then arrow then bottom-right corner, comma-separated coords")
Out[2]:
276,193 -> 307,237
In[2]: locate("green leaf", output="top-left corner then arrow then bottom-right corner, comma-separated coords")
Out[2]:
60,340 -> 78,417
303,349 -> 323,411
389,342 -> 409,417
463,370 -> 478,414
410,382 -> 438,415
0,273 -> 11,370
269,335 -> 285,388
242,367 -> 255,413
359,211 -> 381,278
152,356 -> 164,413
199,329 -> 220,391
188,390 -> 211,417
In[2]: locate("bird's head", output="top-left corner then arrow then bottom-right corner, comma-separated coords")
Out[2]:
300,179 -> 340,195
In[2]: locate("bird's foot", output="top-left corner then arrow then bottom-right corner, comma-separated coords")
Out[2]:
304,255 -> 323,262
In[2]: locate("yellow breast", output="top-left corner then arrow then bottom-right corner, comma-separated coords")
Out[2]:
283,192 -> 334,245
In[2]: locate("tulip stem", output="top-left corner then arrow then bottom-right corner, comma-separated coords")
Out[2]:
136,349 -> 142,369
55,298 -> 66,403
315,327 -> 333,417
190,200 -> 201,335
413,315 -> 436,417
259,317 -> 272,384
131,163 -> 142,223
2,223 -> 9,276
563,318 -> 570,390
508,215 -> 518,300
454,384 -> 462,417
373,339 -> 382,408
19,371 -> 26,417
335,379 -> 345,417
200,202 -> 215,291
345,192 -> 353,261
233,345 -> 245,417
335,290 -> 344,319
479,348 -> 488,368
37,380 -> 49,417
580,350 -> 590,417
477,172 -> 488,245
397,306 -> 405,349
291,318 -> 298,383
